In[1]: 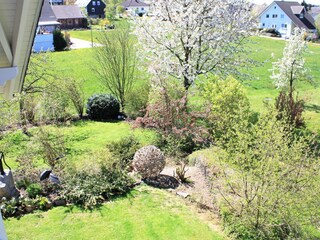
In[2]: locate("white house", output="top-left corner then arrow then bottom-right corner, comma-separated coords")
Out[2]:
121,0 -> 150,16
258,1 -> 316,38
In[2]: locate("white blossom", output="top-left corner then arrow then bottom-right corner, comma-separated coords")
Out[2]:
133,0 -> 256,90
270,28 -> 310,91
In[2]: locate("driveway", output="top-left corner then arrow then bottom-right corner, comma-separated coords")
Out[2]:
70,38 -> 102,49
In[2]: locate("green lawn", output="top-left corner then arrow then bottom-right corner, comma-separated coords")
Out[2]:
51,35 -> 320,131
1,120 -> 157,168
243,36 -> 320,130
4,186 -> 225,240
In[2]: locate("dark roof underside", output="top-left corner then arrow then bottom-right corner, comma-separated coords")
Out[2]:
275,1 -> 316,30
52,5 -> 85,19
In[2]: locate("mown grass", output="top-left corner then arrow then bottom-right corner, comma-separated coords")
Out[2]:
243,36 -> 320,130
4,186 -> 225,240
52,34 -> 320,131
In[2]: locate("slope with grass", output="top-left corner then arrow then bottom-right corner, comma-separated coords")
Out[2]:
4,186 -> 226,240
243,36 -> 320,130
51,35 -> 320,131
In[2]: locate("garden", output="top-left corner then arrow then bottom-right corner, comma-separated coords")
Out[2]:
2,2 -> 320,239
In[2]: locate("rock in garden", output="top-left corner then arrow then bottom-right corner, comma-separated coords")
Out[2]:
132,145 -> 165,179
0,170 -> 20,199
177,191 -> 190,198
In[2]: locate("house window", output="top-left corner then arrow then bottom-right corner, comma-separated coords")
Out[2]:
299,13 -> 304,19
262,23 -> 265,27
266,14 -> 269,18
67,19 -> 73,25
281,24 -> 287,28
92,1 -> 96,6
274,6 -> 276,9
92,8 -> 95,12
272,14 -> 278,18
281,14 -> 284,18
97,1 -> 100,5
141,7 -> 144,10
272,24 -> 277,28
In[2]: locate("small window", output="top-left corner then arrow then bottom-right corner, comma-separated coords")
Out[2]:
262,23 -> 265,27
281,24 -> 287,28
97,1 -> 100,5
281,14 -> 284,18
266,14 -> 269,18
299,13 -> 304,19
141,7 -> 144,10
92,1 -> 96,6
92,7 -> 95,12
272,14 -> 278,18
274,6 -> 276,9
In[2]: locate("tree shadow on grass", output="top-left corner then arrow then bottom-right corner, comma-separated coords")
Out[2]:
143,174 -> 180,189
305,104 -> 320,113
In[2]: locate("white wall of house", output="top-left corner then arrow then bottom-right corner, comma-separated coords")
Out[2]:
259,2 -> 293,38
126,6 -> 149,16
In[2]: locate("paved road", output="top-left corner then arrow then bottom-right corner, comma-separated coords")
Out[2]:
70,37 -> 102,49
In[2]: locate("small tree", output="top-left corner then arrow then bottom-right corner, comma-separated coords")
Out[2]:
104,0 -> 120,23
315,14 -> 320,36
216,111 -> 320,239
95,30 -> 136,111
270,28 -> 310,97
62,78 -> 85,118
53,30 -> 67,51
270,28 -> 311,127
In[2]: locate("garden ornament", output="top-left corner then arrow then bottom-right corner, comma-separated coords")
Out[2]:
39,156 -> 64,184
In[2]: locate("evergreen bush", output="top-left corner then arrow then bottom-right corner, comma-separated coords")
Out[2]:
86,94 -> 120,120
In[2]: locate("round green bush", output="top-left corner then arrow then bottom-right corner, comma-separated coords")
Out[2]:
86,94 -> 120,120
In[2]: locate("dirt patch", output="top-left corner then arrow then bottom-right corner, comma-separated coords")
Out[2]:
159,165 -> 224,234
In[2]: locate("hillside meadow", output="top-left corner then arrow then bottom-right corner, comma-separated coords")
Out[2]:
58,33 -> 320,130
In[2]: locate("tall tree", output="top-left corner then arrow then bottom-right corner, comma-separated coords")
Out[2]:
95,30 -> 136,111
133,0 -> 256,91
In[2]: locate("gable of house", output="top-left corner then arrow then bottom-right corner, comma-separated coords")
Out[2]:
76,0 -> 91,7
275,1 -> 315,30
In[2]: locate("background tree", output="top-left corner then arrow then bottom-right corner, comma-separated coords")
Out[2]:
105,0 -> 121,24
95,30 -> 136,112
270,28 -> 310,97
133,0 -> 256,91
270,28 -> 311,127
315,14 -> 320,35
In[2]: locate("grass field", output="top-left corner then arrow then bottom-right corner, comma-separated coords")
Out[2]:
4,186 -> 225,240
52,34 -> 320,131
1,120 -> 157,168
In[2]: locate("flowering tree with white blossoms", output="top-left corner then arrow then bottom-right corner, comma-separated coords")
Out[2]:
133,0 -> 256,91
270,28 -> 311,128
270,28 -> 310,96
